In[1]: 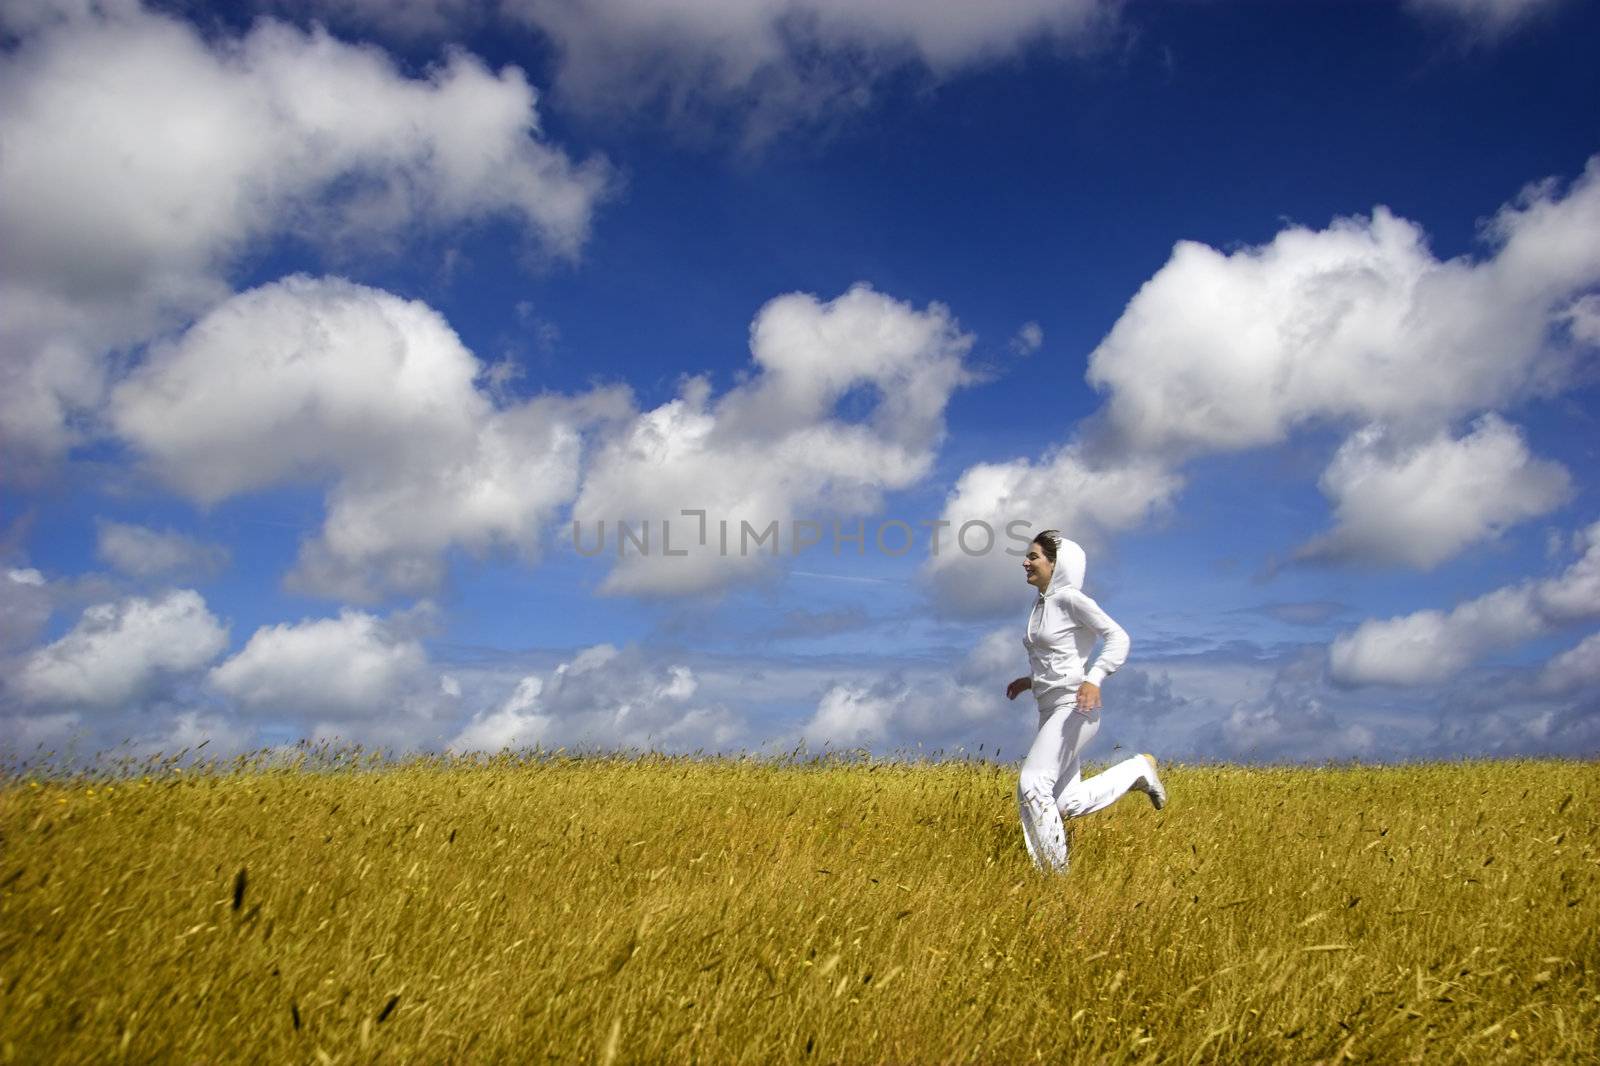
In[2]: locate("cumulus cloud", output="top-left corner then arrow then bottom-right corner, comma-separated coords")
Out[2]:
452,675 -> 551,752
449,644 -> 744,753
1539,631 -> 1600,693
803,680 -> 921,750
1,568 -> 54,654
1206,650 -> 1377,763
136,710 -> 260,759
95,520 -> 231,580
13,589 -> 228,708
1330,519 -> 1600,685
112,275 -> 631,600
804,635 -> 1600,765
1112,643 -> 1595,764
497,0 -> 1113,144
0,711 -> 86,756
1297,415 -> 1570,568
8,595 -> 480,756
224,0 -> 1560,145
1010,321 -> 1044,355
211,609 -> 430,719
793,630 -> 1214,758
1563,293 -> 1600,344
0,703 -> 259,764
114,278 -> 963,602
924,444 -> 1181,615
395,621 -> 1600,761
0,0 -> 609,472
571,284 -> 972,595
1089,161 -> 1600,459
210,606 -> 465,750
929,155 -> 1600,609
799,627 -> 1025,751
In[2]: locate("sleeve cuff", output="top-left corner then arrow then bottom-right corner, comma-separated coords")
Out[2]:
1085,665 -> 1109,687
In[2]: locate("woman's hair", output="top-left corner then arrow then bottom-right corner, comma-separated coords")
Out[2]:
1031,529 -> 1062,563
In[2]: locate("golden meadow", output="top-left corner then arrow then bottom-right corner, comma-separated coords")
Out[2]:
2,750 -> 1596,1063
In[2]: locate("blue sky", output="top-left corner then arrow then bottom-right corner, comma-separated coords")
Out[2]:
2,0 -> 1597,764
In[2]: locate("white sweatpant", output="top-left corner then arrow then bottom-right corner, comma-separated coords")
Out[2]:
1016,702 -> 1150,873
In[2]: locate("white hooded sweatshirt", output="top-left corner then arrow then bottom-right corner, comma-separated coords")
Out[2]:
1023,537 -> 1130,711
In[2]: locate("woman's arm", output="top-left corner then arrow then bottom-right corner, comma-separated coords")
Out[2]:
1064,589 -> 1129,710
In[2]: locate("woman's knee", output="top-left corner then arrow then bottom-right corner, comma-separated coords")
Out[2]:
1057,786 -> 1089,819
1017,769 -> 1056,807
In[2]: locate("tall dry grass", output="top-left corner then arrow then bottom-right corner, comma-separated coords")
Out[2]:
2,751 -> 1596,1063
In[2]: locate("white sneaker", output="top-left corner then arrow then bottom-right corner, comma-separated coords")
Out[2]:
1133,753 -> 1167,810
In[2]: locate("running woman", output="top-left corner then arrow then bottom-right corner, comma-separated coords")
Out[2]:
1005,529 -> 1166,873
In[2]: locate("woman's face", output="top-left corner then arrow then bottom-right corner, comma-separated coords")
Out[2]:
1023,542 -> 1054,591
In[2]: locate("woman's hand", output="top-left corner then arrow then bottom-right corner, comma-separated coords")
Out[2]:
1075,681 -> 1101,713
1005,676 -> 1031,701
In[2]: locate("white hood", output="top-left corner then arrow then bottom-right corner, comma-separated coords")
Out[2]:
1041,535 -> 1086,596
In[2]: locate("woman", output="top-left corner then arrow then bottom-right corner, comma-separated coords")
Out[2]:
1005,529 -> 1166,873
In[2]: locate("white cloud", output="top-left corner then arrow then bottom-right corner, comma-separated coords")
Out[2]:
1536,521 -> 1600,623
1539,631 -> 1600,693
112,276 -> 631,600
0,0 -> 609,471
1563,293 -> 1600,344
114,278 -> 964,602
1088,160 -> 1600,459
927,156 -> 1600,608
1010,321 -> 1044,355
460,632 -> 1578,764
2,568 -> 54,658
794,647 -> 1198,759
0,711 -> 86,755
572,284 -> 972,595
131,710 -> 260,760
1211,698 -> 1377,765
14,589 -> 228,708
1190,643 -> 1388,758
497,0 -> 1112,143
924,444 -> 1181,615
799,627 -> 1025,751
448,644 -> 743,753
452,675 -> 551,752
1297,415 -> 1570,568
195,625 -> 1600,762
95,520 -> 231,580
209,607 -> 461,751
210,609 -> 431,719
803,681 -> 908,749
222,0 -> 1563,149
1111,642 -> 1600,764
0,703 -> 258,762
1330,519 -> 1600,685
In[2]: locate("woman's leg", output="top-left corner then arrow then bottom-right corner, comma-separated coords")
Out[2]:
1017,705 -> 1097,872
1055,724 -> 1153,819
